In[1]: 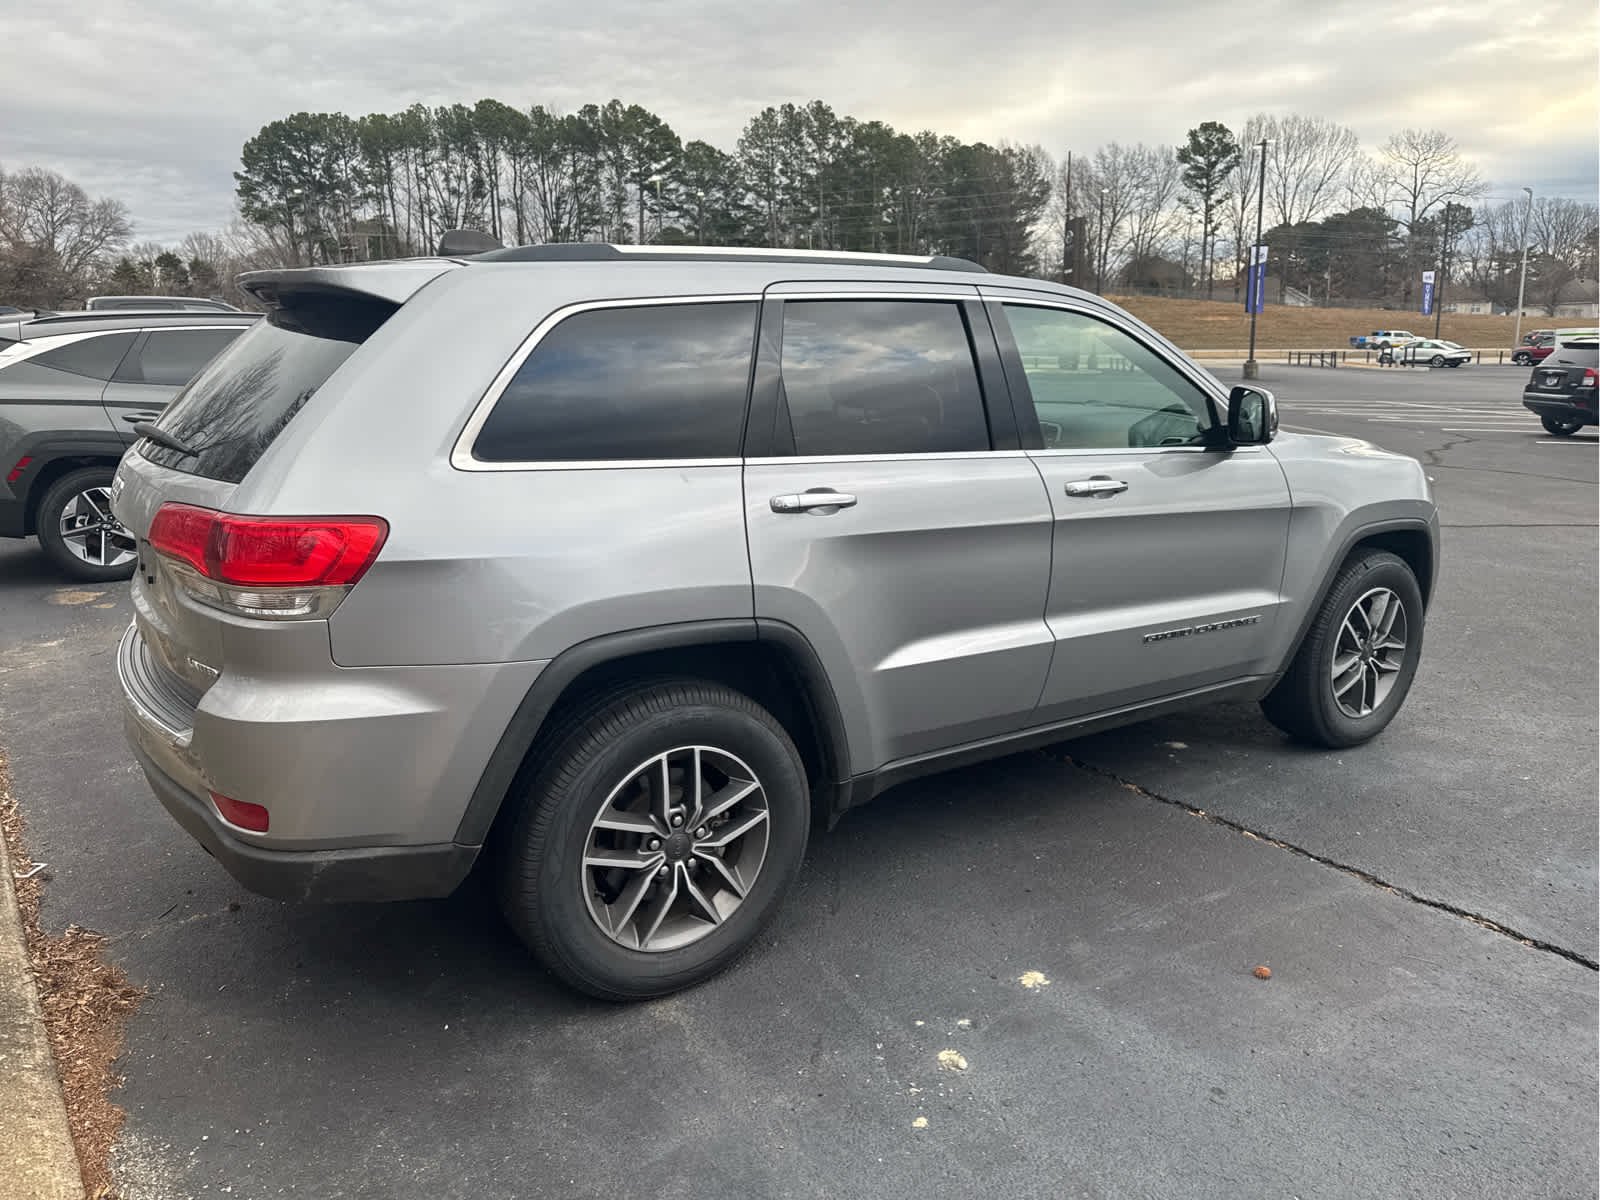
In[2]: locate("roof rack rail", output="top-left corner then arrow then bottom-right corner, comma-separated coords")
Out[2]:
465,242 -> 988,273
19,310 -> 258,326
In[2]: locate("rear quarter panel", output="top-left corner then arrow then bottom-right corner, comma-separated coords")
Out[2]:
233,264 -> 765,667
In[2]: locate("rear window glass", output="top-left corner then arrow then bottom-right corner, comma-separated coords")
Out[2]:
472,301 -> 756,462
29,332 -> 137,380
139,294 -> 394,483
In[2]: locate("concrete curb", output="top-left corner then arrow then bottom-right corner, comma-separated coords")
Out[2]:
0,826 -> 84,1199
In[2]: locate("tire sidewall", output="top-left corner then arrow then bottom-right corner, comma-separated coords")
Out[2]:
520,694 -> 809,997
1313,557 -> 1425,745
36,466 -> 136,582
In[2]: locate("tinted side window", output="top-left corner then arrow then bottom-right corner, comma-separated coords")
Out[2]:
473,302 -> 756,462
118,328 -> 243,387
1002,305 -> 1215,449
30,332 -> 137,381
778,300 -> 989,456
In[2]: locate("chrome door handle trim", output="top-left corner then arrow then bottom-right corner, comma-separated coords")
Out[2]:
1064,477 -> 1129,497
121,412 -> 162,423
770,491 -> 858,513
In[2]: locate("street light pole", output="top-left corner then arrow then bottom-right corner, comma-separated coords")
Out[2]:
1433,203 -> 1453,339
696,190 -> 705,245
1244,138 -> 1268,380
1513,187 -> 1534,346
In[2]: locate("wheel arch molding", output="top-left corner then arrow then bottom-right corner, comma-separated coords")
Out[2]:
453,619 -> 856,847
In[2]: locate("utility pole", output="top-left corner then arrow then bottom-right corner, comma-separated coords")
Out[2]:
1514,187 -> 1534,346
1244,138 -> 1268,380
1062,150 -> 1072,285
1434,204 -> 1451,339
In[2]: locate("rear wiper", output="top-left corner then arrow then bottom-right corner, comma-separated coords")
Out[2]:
133,422 -> 201,457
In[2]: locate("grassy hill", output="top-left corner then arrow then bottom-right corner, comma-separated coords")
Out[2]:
1106,294 -> 1547,351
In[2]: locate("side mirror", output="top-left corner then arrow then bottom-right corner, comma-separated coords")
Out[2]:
1226,385 -> 1278,446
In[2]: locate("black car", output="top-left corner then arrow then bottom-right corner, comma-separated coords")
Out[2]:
1522,337 -> 1598,437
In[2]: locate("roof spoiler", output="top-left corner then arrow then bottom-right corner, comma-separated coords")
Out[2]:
438,229 -> 504,256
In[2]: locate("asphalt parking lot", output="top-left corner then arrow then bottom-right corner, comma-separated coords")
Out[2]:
1,362 -> 1594,1199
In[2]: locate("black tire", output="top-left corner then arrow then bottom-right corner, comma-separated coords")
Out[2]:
496,679 -> 810,1000
35,467 -> 138,582
1541,414 -> 1582,437
1512,352 -> 1532,365
1260,550 -> 1425,749
1428,354 -> 1445,367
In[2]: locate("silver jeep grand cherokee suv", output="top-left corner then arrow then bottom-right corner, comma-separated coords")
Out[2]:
113,244 -> 1438,999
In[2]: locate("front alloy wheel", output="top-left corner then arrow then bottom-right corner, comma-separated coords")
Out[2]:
1260,549 -> 1425,748
1330,587 -> 1408,719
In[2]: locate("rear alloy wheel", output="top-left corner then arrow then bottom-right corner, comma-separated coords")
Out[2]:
1541,414 -> 1583,437
1260,550 -> 1424,748
36,467 -> 138,581
1512,352 -> 1532,365
496,679 -> 809,1000
1429,354 -> 1445,367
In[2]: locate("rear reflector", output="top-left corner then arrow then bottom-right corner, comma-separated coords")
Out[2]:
149,504 -> 388,587
6,456 -> 31,484
209,790 -> 269,832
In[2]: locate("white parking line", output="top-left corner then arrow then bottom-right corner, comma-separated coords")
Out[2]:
1535,439 -> 1599,446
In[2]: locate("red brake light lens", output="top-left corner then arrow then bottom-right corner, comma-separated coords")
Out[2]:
149,504 -> 388,587
209,790 -> 269,832
1579,368 -> 1596,388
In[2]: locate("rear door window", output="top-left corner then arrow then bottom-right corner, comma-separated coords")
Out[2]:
139,293 -> 394,483
28,332 -> 137,380
116,328 -> 243,387
775,299 -> 990,456
471,301 -> 757,463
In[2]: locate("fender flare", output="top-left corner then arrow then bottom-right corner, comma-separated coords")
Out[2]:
1279,518 -> 1437,672
451,619 -> 853,845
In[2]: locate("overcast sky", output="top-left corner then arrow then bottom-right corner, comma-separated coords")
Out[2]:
3,0 -> 1595,243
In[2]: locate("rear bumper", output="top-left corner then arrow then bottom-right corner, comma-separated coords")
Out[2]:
1522,394 -> 1597,424
131,742 -> 478,901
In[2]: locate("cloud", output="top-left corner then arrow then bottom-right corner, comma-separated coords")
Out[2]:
2,0 -> 1595,242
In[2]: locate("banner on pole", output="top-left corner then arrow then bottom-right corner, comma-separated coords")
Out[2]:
1421,270 -> 1435,316
1249,245 -> 1268,315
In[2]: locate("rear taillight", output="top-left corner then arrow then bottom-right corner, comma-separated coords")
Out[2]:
1579,368 -> 1596,388
148,503 -> 387,619
209,790 -> 269,832
5,456 -> 31,484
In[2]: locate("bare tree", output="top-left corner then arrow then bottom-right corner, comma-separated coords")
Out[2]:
1268,115 -> 1360,229
1225,114 -> 1269,300
1529,196 -> 1600,313
1079,144 -> 1141,292
1123,144 -> 1182,272
1376,129 -> 1485,304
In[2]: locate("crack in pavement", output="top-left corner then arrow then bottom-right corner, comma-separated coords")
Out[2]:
1051,751 -> 1600,973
